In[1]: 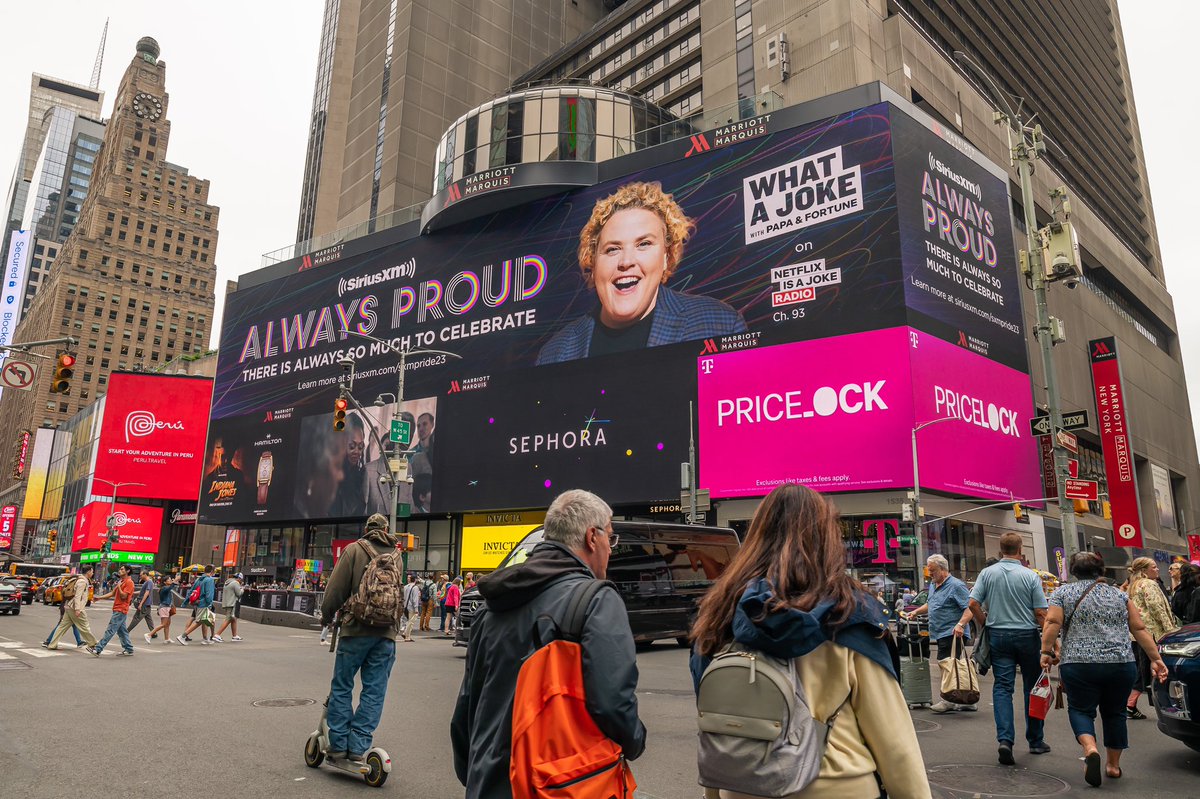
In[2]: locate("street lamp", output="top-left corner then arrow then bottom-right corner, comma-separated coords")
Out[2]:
953,50 -> 1081,566
910,416 -> 961,589
345,331 -> 461,578
91,477 -> 145,585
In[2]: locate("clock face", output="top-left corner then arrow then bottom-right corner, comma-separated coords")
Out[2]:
132,92 -> 163,121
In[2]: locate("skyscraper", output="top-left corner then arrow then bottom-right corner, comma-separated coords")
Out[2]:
293,0 -> 614,245
0,37 -> 219,433
512,0 -> 1196,557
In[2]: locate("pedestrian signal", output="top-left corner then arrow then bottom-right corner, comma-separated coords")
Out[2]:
333,397 -> 348,431
50,352 -> 76,394
1012,503 -> 1024,520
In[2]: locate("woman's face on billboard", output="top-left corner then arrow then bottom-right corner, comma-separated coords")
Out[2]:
592,208 -> 668,329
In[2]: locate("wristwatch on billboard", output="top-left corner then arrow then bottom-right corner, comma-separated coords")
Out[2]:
256,451 -> 274,505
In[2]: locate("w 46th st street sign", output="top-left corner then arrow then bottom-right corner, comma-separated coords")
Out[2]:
1030,410 -> 1090,437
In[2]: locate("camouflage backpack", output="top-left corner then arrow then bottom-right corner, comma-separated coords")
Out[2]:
344,541 -> 405,627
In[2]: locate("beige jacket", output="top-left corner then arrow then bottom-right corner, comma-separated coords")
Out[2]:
67,576 -> 91,614
705,642 -> 930,799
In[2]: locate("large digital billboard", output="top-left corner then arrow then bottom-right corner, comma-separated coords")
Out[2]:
203,99 -> 1027,523
697,328 -> 1040,503
72,501 -> 163,553
93,373 -> 214,501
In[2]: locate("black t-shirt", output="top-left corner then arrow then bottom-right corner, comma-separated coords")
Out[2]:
588,307 -> 655,357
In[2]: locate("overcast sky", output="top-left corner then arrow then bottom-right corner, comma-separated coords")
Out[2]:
0,1 -> 1196,435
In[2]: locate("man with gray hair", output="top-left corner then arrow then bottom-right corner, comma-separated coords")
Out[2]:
451,489 -> 646,799
905,553 -> 976,713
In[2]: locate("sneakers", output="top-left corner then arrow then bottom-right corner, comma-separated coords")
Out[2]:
956,703 -> 978,712
200,638 -> 211,645
1029,742 -> 1052,755
930,701 -> 955,714
998,743 -> 1015,766
327,750 -> 347,761
116,650 -> 134,657
91,647 -> 103,657
175,635 -> 188,646
212,635 -> 224,643
1125,706 -> 1147,720
82,646 -> 96,655
151,633 -> 158,639
144,633 -> 153,644
40,641 -> 49,649
231,636 -> 243,641
348,752 -> 365,764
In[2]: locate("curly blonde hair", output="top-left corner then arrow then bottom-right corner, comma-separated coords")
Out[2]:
1128,556 -> 1157,591
577,181 -> 694,287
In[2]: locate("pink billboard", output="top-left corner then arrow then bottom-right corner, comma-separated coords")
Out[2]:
698,327 -> 1040,502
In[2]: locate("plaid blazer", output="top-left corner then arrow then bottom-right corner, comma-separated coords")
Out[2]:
535,286 -> 747,365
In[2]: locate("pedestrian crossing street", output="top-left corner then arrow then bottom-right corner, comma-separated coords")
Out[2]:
0,638 -> 169,661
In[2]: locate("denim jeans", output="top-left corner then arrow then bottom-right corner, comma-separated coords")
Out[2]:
1060,661 -> 1137,750
438,599 -> 448,632
989,627 -> 1045,746
95,610 -> 134,654
327,635 -> 397,755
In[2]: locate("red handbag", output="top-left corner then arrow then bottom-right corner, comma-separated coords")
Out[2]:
1029,669 -> 1054,720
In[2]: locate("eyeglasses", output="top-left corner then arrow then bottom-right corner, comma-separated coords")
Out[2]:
592,526 -> 619,550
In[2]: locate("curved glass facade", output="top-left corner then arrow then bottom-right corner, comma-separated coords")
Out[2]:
433,84 -> 684,193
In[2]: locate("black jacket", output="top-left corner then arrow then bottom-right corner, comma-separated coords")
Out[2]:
450,541 -> 646,799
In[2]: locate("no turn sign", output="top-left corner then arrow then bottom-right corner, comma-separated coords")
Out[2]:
0,358 -> 38,391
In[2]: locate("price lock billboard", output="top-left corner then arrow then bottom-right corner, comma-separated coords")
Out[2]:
203,99 -> 1037,525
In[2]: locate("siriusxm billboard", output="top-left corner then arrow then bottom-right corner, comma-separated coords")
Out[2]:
202,97 -> 1031,524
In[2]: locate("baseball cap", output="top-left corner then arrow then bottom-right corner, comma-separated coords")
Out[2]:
235,572 -> 244,580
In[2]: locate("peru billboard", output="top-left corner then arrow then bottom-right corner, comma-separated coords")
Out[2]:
697,328 -> 1040,502
72,501 -> 163,553
93,373 -> 214,501
203,100 -> 1026,523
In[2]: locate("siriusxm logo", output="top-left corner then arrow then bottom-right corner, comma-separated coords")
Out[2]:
337,257 -> 416,296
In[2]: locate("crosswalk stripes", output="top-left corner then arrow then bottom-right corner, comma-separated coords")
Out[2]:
17,648 -> 64,658
0,641 -> 26,648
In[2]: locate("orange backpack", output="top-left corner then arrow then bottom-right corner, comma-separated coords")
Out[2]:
510,579 -> 637,799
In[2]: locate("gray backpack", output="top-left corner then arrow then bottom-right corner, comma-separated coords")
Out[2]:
697,644 -> 848,797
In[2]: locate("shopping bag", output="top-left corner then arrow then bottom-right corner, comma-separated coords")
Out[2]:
1029,669 -> 1054,720
938,636 -> 981,705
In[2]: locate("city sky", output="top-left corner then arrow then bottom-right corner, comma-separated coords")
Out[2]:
0,1 -> 1196,441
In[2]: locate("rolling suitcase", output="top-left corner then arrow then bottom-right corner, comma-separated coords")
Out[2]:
898,617 -> 932,708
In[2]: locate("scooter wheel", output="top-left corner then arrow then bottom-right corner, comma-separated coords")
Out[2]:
304,734 -> 324,767
364,752 -> 388,787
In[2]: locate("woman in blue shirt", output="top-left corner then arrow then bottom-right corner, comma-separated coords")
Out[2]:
904,554 -> 974,713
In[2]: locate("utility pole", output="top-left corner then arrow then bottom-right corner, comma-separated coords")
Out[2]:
955,51 -> 1081,565
92,478 -> 145,582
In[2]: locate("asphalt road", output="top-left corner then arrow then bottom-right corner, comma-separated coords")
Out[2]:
1,602 -> 1197,797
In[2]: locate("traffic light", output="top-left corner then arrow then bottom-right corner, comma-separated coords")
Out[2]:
1012,503 -> 1024,521
1073,499 -> 1090,516
48,529 -> 57,554
177,556 -> 184,569
49,352 -> 75,394
398,533 -> 418,551
333,397 -> 348,431
1101,500 -> 1112,520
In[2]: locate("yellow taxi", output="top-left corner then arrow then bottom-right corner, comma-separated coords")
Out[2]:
42,575 -> 94,606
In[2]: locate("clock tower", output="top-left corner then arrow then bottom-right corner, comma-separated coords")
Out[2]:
0,37 -> 219,437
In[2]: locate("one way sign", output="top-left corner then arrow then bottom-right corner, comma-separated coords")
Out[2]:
1030,409 -> 1090,437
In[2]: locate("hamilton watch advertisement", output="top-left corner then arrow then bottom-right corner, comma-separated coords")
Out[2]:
202,101 -> 1029,524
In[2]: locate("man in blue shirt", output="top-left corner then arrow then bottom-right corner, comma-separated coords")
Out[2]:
176,565 -> 216,646
956,532 -> 1049,766
906,554 -> 975,713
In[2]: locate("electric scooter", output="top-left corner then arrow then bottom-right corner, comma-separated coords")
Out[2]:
303,615 -> 393,787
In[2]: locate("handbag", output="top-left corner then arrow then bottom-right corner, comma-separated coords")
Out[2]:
972,625 -> 991,676
939,636 -> 981,705
1029,669 -> 1054,719
169,606 -> 177,616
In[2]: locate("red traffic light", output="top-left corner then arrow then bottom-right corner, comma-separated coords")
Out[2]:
334,398 -> 348,412
333,396 -> 348,431
50,352 -> 75,394
59,354 -> 76,368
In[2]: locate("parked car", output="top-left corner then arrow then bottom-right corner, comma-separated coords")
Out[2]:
0,578 -> 35,605
454,521 -> 740,648
1154,622 -> 1200,752
41,575 -> 93,606
0,581 -> 22,615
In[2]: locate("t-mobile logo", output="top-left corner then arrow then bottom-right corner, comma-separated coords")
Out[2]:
862,519 -> 900,564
